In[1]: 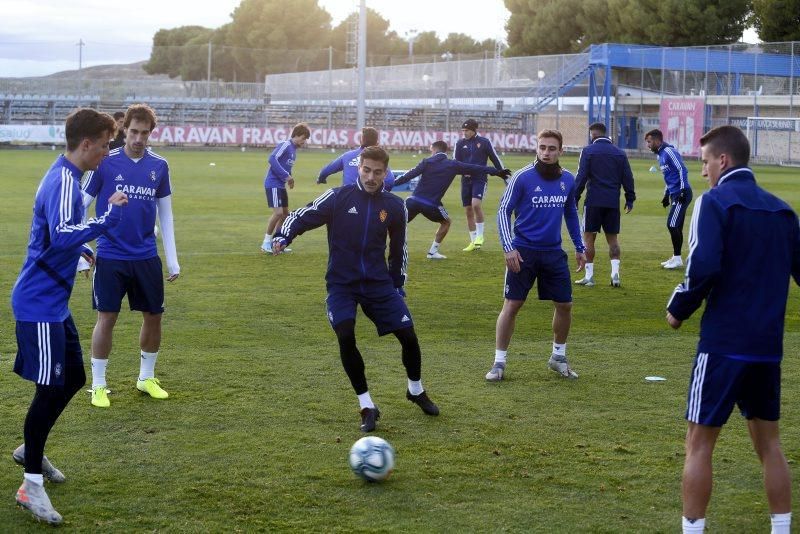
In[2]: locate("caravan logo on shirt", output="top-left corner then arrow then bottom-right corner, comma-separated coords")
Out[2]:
116,183 -> 157,200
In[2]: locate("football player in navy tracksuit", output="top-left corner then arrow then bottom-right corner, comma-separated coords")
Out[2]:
666,126 -> 798,534
394,140 -> 510,259
574,122 -> 636,287
261,123 -> 311,253
11,109 -> 128,525
316,126 -> 396,190
273,146 -> 439,433
453,118 -> 504,251
485,130 -> 586,383
645,128 -> 693,269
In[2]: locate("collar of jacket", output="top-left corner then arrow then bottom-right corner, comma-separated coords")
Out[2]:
717,166 -> 754,186
592,137 -> 612,144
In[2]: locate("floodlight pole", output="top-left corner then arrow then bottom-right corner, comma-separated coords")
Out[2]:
356,0 -> 367,129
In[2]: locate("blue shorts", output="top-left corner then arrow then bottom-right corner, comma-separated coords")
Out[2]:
14,315 -> 83,386
406,197 -> 448,223
686,352 -> 781,426
461,177 -> 488,206
92,256 -> 165,313
326,284 -> 413,336
582,206 -> 620,234
667,190 -> 692,229
504,248 -> 572,302
265,187 -> 288,208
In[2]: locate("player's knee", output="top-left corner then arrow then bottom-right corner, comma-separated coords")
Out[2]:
333,319 -> 356,344
393,326 -> 419,347
554,301 -> 572,313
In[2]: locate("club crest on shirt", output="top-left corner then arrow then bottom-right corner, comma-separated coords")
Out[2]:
476,142 -> 481,148
54,363 -> 62,378
379,209 -> 388,223
150,170 -> 157,182
560,181 -> 565,192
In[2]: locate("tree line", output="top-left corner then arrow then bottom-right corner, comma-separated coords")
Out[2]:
145,0 -> 800,82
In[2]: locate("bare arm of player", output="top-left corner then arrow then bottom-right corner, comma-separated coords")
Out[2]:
504,249 -> 522,273
287,176 -> 295,189
575,251 -> 587,272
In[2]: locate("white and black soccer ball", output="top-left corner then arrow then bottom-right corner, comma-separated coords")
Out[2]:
348,436 -> 395,482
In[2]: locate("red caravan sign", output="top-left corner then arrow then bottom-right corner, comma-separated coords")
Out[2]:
659,97 -> 705,157
148,126 -> 537,151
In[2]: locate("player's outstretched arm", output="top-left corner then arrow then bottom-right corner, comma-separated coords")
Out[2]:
274,188 -> 336,251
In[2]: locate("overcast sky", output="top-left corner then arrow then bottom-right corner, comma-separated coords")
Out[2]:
0,0 -> 511,77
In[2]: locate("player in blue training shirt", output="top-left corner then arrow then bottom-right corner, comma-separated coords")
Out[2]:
260,123 -> 311,253
574,122 -> 636,287
645,128 -> 692,269
81,104 -> 179,408
394,140 -> 510,259
11,108 -> 128,525
453,118 -> 504,251
316,126 -> 396,190
486,130 -> 586,382
666,126 -> 798,534
273,146 -> 439,433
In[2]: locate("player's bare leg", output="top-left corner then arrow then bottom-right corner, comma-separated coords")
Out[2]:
137,312 -> 168,399
89,312 -> 119,407
682,423 -> 721,522
606,233 -> 621,287
747,418 -> 792,514
486,299 -> 524,381
428,219 -> 451,259
548,301 -> 578,378
576,232 -> 597,286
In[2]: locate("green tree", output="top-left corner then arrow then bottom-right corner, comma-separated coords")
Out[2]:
412,31 -> 442,55
144,26 -> 212,78
329,8 -> 405,67
751,0 -> 800,42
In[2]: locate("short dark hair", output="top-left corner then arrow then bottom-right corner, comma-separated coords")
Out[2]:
537,129 -> 563,149
65,108 -> 116,151
645,129 -> 663,141
124,103 -> 158,130
699,125 -> 750,166
291,123 -> 311,139
361,127 -> 379,147
431,140 -> 448,153
113,111 -> 125,120
589,122 -> 607,135
359,145 -> 390,167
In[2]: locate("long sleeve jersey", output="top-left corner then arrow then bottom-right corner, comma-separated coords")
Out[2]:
498,163 -> 585,254
394,152 -> 504,205
264,140 -> 297,189
276,180 -> 408,289
667,167 -> 800,360
453,134 -> 503,181
657,142 -> 690,195
317,146 -> 395,190
574,137 -> 636,208
12,155 -> 122,322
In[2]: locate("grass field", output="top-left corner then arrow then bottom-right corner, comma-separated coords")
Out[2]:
0,146 -> 799,532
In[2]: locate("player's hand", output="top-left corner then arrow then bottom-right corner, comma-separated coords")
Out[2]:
272,237 -> 287,255
575,251 -> 587,272
624,203 -> 633,213
167,272 -> 180,282
316,176 -> 327,185
504,249 -> 523,273
677,189 -> 689,203
666,311 -> 682,329
661,193 -> 670,208
497,168 -> 512,178
396,287 -> 406,298
108,191 -> 128,206
287,177 -> 295,190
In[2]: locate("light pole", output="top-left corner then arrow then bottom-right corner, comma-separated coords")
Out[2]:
405,29 -> 418,63
441,52 -> 453,132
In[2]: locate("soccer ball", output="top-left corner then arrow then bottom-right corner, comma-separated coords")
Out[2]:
348,436 -> 395,482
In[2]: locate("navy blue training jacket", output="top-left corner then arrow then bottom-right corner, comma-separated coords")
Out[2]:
394,152 -> 505,204
453,135 -> 503,181
276,181 -> 407,289
667,167 -> 800,360
574,137 -> 636,209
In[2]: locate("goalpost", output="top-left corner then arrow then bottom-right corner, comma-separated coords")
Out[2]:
744,117 -> 800,167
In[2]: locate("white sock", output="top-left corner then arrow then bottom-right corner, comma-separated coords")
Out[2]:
673,255 -> 682,261
476,222 -> 485,238
23,473 -> 44,486
494,349 -> 507,365
357,391 -> 374,410
610,259 -> 620,276
407,379 -> 423,395
469,230 -> 477,242
429,241 -> 440,254
682,516 -> 705,533
91,357 -> 108,388
139,350 -> 158,381
552,342 -> 566,356
771,512 -> 792,534
585,263 -> 594,279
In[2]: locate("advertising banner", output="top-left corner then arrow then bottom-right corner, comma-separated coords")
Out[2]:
0,124 -> 65,143
659,97 -> 705,157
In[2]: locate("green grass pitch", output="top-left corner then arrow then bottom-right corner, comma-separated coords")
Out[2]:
0,147 -> 798,531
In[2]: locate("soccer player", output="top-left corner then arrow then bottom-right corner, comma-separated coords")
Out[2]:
317,126 -> 396,190
574,122 -> 636,287
394,140 -> 510,259
11,108 -> 127,524
485,129 -> 586,382
645,128 -> 692,269
667,126 -> 797,534
81,103 -> 180,408
453,119 -> 504,251
109,111 -> 126,150
260,123 -> 311,253
273,146 -> 439,432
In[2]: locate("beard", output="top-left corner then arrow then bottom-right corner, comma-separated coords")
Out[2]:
534,158 -> 562,180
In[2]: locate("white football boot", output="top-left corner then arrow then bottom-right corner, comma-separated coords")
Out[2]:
548,354 -> 578,379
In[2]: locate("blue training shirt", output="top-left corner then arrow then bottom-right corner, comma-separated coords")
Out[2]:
12,155 -> 123,322
498,163 -> 585,253
317,146 -> 396,190
453,134 -> 503,181
264,140 -> 297,189
657,142 -> 690,195
394,152 -> 504,204
83,147 -> 171,260
574,137 -> 636,209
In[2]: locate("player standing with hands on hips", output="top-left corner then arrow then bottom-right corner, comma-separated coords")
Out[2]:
666,126 -> 797,534
11,108 -> 127,524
